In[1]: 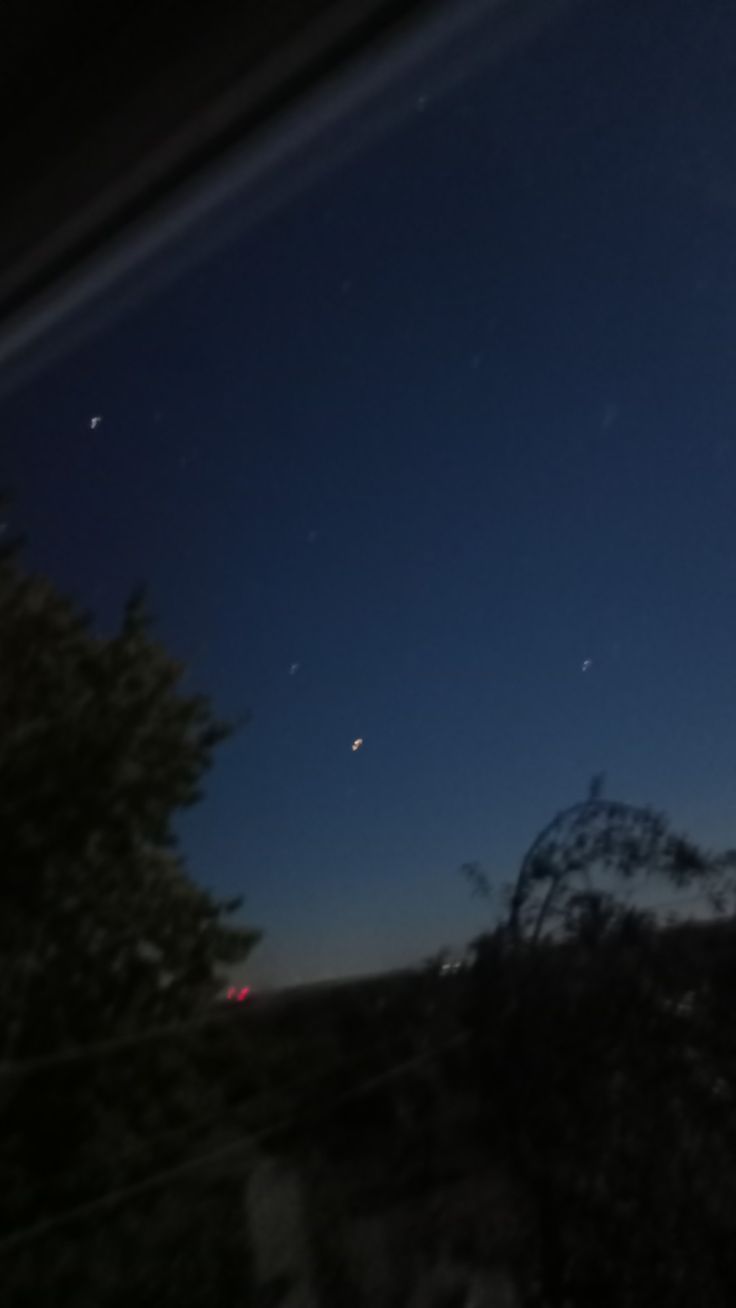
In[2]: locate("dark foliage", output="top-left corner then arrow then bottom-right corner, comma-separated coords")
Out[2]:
507,784 -> 736,942
0,539 -> 259,1304
469,891 -> 736,1304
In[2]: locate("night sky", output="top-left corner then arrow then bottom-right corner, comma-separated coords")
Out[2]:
3,1 -> 736,986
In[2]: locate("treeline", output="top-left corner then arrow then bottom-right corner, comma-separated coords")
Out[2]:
468,912 -> 736,1306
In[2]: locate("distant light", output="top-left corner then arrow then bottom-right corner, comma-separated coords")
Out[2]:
582,658 -> 592,673
351,737 -> 364,752
89,415 -> 103,430
226,985 -> 250,1003
289,662 -> 301,676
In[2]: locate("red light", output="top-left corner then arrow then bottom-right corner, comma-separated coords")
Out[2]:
226,987 -> 236,1001
238,987 -> 250,1002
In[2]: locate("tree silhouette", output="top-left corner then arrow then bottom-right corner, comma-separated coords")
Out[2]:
468,787 -> 736,1307
506,778 -> 735,941
0,531 -> 259,1302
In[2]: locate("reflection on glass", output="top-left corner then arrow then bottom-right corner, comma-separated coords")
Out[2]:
2,2 -> 736,1304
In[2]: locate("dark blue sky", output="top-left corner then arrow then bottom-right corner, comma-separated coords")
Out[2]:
3,0 -> 736,984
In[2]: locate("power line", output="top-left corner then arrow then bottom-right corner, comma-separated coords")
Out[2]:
3,891 -> 730,1081
0,969 -> 460,1079
0,1000 -> 253,1081
0,1030 -> 469,1256
3,889 -> 732,1253
0,1132 -> 255,1257
0,964 -> 467,1080
95,1025 -> 451,1171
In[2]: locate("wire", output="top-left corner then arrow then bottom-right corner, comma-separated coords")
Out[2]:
95,1025 -> 450,1170
3,892 -> 728,1080
2,892 -> 726,1250
4,892 -> 729,1253
0,1134 -> 254,1257
0,971 -> 456,1079
4,889 -> 730,1082
0,1030 -> 469,1256
0,1000 -> 253,1080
